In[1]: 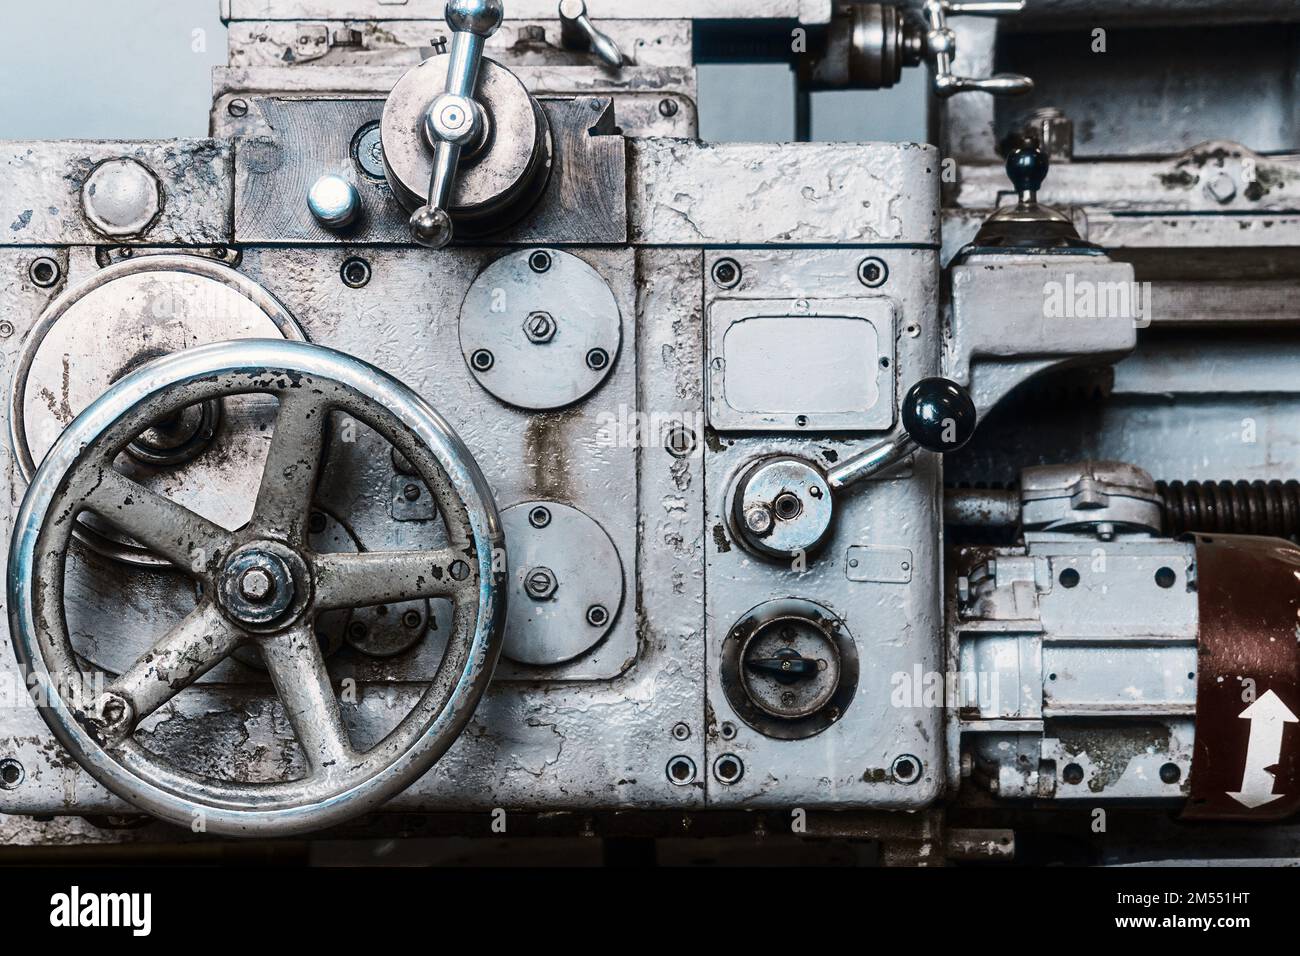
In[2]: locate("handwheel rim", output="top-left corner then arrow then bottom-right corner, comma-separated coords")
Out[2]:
7,339 -> 506,837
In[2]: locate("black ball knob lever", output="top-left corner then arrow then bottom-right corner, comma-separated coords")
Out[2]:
1006,144 -> 1049,197
902,378 -> 978,453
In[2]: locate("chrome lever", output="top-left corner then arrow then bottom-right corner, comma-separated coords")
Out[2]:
558,0 -> 625,70
409,0 -> 504,249
921,0 -> 1033,99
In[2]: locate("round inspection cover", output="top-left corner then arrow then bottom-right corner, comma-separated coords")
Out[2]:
10,256 -> 305,566
459,249 -> 621,410
500,501 -> 624,666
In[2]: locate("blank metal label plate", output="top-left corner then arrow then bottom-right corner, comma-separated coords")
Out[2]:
707,297 -> 896,432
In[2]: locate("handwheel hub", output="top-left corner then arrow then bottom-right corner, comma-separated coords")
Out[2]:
218,543 -> 309,629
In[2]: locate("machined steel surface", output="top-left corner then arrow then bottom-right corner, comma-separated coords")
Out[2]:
3,0 -> 1299,863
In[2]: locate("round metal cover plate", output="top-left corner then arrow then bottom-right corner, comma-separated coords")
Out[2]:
459,249 -> 621,410
10,255 -> 306,565
500,500 -> 624,666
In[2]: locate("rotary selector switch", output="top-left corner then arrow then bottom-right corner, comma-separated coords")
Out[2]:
381,0 -> 552,246
720,599 -> 859,740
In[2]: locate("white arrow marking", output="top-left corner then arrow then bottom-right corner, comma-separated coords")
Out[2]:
1227,690 -> 1299,809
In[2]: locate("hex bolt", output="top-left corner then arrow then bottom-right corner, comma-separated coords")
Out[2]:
713,753 -> 744,785
0,758 -> 24,790
470,349 -> 495,372
523,566 -> 559,601
858,256 -> 889,288
586,604 -> 609,627
239,568 -> 274,603
773,492 -> 803,521
29,257 -> 61,288
743,503 -> 774,537
586,348 -> 610,371
665,755 -> 696,786
308,511 -> 328,535
524,311 -> 557,344
1205,171 -> 1237,204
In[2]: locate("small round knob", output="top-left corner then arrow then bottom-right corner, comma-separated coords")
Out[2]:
446,0 -> 504,37
1005,144 -> 1049,196
308,174 -> 361,230
902,378 -> 977,453
410,206 -> 454,249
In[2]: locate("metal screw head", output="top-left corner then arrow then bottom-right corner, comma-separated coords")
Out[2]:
743,503 -> 774,537
29,257 -> 60,288
402,609 -> 424,630
713,753 -> 744,785
353,123 -> 387,179
773,492 -> 803,521
227,98 -> 250,117
0,321 -> 12,339
0,758 -> 23,789
470,349 -> 495,372
528,250 -> 552,273
524,311 -> 556,344
665,425 -> 697,458
586,604 -> 609,627
308,174 -> 362,230
528,505 -> 551,528
402,482 -> 422,502
665,755 -> 696,786
340,257 -> 372,288
858,256 -> 889,288
239,568 -> 275,603
523,566 -> 559,601
1205,171 -> 1237,203
672,722 -> 691,740
658,98 -> 679,118
711,258 -> 741,289
586,348 -> 609,371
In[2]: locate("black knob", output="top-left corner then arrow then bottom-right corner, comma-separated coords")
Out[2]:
1006,145 -> 1048,195
902,378 -> 977,453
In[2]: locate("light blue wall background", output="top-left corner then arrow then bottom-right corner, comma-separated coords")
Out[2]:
0,1 -> 927,144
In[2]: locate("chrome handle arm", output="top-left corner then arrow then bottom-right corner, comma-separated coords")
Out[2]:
559,0 -> 625,69
409,0 -> 504,249
921,0 -> 1033,99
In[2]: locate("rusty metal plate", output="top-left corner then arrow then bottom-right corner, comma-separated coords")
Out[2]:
1184,533 -> 1300,821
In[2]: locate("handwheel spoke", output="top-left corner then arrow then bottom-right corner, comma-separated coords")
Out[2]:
82,467 -> 235,574
106,602 -> 244,724
252,392 -> 329,543
312,548 -> 473,610
260,625 -> 354,771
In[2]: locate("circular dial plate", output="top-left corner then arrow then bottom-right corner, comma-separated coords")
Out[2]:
11,256 -> 305,565
500,500 -> 624,666
459,249 -> 621,410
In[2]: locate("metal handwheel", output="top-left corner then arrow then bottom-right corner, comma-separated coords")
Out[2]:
7,339 -> 506,837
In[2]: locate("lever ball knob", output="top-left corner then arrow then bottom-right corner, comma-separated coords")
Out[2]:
1006,144 -> 1049,195
902,378 -> 978,453
445,0 -> 504,37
